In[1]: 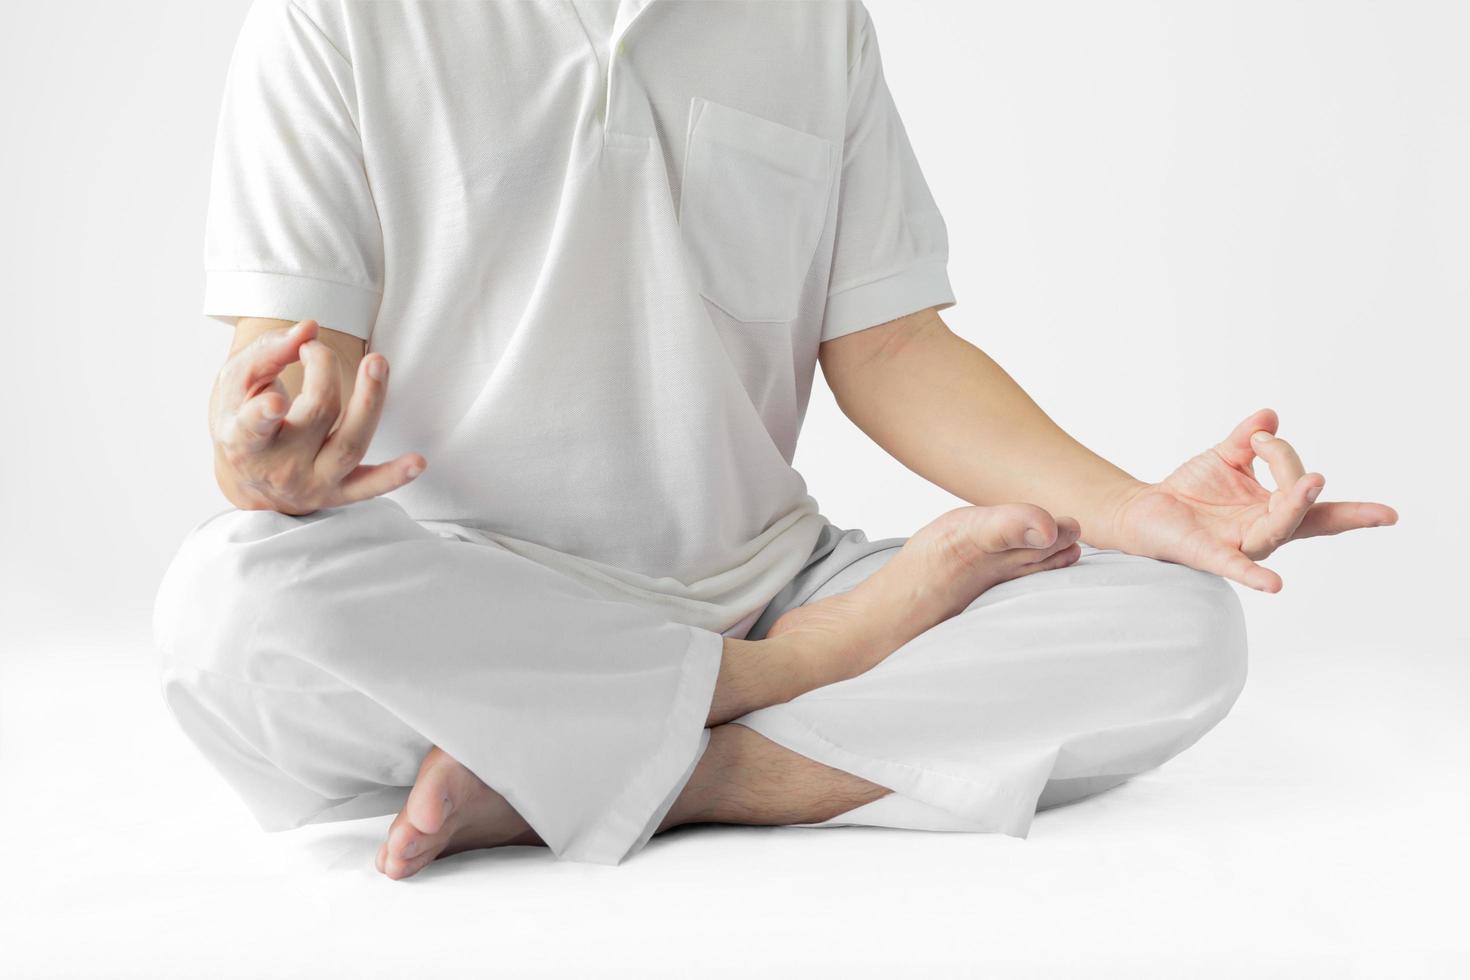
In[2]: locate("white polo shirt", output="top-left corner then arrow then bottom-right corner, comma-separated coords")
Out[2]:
202,0 -> 955,633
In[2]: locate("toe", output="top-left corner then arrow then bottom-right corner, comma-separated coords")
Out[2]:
1023,541 -> 1083,575
1038,516 -> 1081,555
1014,515 -> 1080,561
982,503 -> 1058,552
379,746 -> 490,881
379,834 -> 416,880
1052,541 -> 1083,566
389,819 -> 426,864
383,855 -> 416,880
397,848 -> 446,880
383,841 -> 441,880
404,747 -> 470,836
380,827 -> 440,881
376,806 -> 428,875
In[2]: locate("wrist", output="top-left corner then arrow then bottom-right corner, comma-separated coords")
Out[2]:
213,452 -> 318,516
1085,475 -> 1150,551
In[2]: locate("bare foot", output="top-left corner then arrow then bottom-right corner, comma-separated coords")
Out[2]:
376,746 -> 543,880
768,503 -> 1082,684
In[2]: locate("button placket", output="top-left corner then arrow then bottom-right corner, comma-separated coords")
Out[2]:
602,0 -> 653,135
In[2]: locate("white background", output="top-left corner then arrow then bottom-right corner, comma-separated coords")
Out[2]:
1,1 -> 1465,976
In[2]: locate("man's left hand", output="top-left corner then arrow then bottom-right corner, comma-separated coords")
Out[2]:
1104,408 -> 1398,592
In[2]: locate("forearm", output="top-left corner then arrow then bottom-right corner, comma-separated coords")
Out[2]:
820,309 -> 1144,548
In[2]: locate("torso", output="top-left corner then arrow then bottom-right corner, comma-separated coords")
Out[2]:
307,0 -> 861,629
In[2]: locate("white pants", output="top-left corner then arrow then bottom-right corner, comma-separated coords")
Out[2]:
152,497 -> 1248,865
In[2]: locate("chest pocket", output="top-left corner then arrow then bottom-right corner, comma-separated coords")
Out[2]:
678,97 -> 839,324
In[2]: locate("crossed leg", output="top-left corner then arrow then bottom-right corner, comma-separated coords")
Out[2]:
374,723 -> 886,878
155,496 -> 1245,880
374,537 -> 1248,877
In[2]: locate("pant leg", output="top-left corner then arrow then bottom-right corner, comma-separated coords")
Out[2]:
736,534 -> 1249,836
151,497 -> 724,866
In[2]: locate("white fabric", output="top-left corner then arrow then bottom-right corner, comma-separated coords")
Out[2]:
153,499 -> 1248,866
200,0 -> 954,634
740,538 -> 1250,837
154,499 -> 725,865
179,0 -> 1246,869
569,0 -> 620,54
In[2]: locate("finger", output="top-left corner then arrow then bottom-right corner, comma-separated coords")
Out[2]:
1248,429 -> 1307,492
229,319 -> 319,402
316,353 -> 390,481
1249,472 -> 1325,553
1290,500 -> 1399,540
1200,542 -> 1283,593
282,339 -> 342,441
334,454 -> 427,506
1215,407 -> 1279,470
226,390 -> 291,453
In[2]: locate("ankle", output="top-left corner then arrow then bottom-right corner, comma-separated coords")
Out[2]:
683,724 -> 890,828
758,632 -> 822,701
658,724 -> 734,831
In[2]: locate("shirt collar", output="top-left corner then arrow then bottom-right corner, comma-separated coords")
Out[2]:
611,0 -> 657,53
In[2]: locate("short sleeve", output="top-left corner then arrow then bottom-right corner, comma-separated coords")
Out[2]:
820,4 -> 956,343
202,0 -> 383,340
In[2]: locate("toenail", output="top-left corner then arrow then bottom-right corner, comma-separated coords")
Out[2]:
402,840 -> 418,859
1024,528 -> 1047,547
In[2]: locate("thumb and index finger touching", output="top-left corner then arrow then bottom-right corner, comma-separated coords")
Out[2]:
214,318 -> 426,502
1213,408 -> 1316,590
230,318 -> 320,403
1208,407 -> 1397,592
214,318 -> 320,453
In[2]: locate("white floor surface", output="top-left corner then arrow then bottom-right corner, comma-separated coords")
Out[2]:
2,620 -> 1466,978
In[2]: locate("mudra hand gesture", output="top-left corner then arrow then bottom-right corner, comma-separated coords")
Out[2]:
1106,408 -> 1398,592
209,319 -> 427,516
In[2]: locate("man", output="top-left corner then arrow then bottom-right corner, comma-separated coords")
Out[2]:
154,0 -> 1396,881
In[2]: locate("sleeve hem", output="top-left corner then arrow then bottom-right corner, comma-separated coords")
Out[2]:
820,259 -> 956,343
202,268 -> 382,340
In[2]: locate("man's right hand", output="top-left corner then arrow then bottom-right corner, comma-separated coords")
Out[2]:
209,318 -> 427,515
